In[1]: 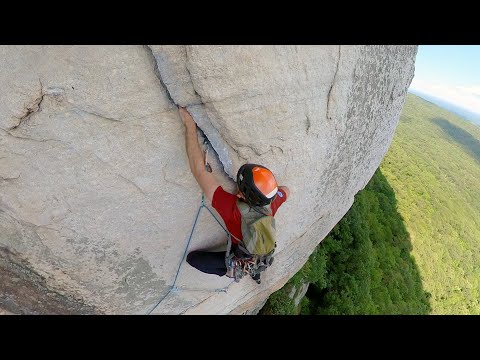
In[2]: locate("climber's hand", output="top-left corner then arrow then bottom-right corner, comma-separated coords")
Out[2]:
178,107 -> 196,129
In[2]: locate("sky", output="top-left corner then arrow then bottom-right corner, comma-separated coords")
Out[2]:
409,45 -> 480,116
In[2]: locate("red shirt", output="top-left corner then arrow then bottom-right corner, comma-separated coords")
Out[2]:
211,186 -> 288,244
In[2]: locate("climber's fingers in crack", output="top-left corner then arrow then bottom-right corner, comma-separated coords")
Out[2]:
178,107 -> 196,128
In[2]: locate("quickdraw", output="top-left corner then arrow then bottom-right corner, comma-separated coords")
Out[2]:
229,256 -> 257,282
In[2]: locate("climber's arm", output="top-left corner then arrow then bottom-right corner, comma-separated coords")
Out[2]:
179,107 -> 219,202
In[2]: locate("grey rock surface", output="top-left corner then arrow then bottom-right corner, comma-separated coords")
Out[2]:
288,282 -> 310,307
0,45 -> 417,314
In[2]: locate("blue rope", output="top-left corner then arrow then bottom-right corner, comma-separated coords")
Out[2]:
146,193 -> 230,315
204,204 -> 229,234
171,194 -> 205,290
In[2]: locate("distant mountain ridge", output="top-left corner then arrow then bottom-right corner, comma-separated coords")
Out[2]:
409,89 -> 480,126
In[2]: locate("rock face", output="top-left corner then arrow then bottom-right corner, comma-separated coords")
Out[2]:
0,46 -> 417,314
288,282 -> 310,308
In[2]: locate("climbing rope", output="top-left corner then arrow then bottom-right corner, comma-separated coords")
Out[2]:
145,193 -> 232,315
145,139 -> 232,315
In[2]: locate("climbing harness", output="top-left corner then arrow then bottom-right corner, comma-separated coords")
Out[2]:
225,246 -> 275,284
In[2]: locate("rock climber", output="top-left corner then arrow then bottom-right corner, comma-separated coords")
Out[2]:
178,106 -> 290,279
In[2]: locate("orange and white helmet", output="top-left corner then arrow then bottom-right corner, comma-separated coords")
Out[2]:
237,164 -> 278,207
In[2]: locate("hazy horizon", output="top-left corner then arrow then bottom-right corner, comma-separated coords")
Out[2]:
409,89 -> 480,126
409,46 -> 480,122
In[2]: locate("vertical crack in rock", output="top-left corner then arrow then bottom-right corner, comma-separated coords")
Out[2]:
326,46 -> 341,121
183,47 -> 205,104
9,79 -> 45,130
144,45 -> 177,107
183,47 -> 237,179
190,109 -> 236,181
146,45 -> 236,180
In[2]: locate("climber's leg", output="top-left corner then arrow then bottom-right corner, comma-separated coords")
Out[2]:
186,250 -> 227,276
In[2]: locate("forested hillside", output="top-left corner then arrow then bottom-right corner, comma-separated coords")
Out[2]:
261,94 -> 480,315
